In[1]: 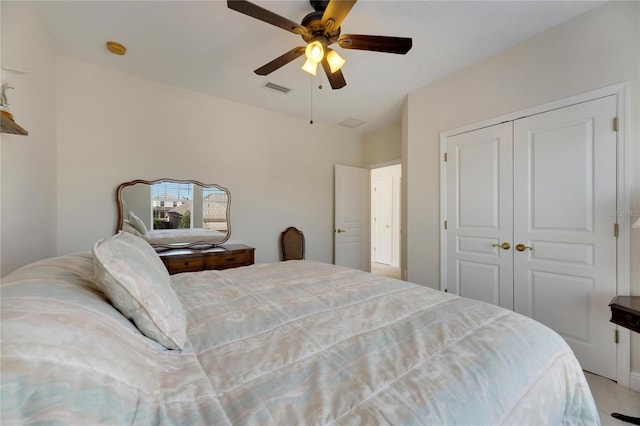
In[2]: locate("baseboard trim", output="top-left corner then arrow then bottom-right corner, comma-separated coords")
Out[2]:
630,371 -> 640,392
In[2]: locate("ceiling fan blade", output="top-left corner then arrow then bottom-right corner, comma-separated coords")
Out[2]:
227,0 -> 309,36
254,47 -> 306,76
338,34 -> 412,54
321,0 -> 357,32
321,58 -> 347,90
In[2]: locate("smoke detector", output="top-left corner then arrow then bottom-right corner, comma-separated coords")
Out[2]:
106,41 -> 127,56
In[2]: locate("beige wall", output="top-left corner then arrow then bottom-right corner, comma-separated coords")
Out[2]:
55,59 -> 364,265
1,1 -> 57,276
363,122 -> 402,166
405,0 -> 639,379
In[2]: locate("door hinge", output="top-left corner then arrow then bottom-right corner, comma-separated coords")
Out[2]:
614,223 -> 619,238
615,329 -> 619,344
444,152 -> 448,162
613,117 -> 619,132
444,220 -> 448,230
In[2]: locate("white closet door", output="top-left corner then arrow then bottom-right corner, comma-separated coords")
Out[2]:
445,122 -> 514,309
374,176 -> 393,265
513,95 -> 618,379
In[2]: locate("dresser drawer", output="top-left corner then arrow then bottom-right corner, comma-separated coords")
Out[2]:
163,255 -> 204,274
159,244 -> 255,274
205,250 -> 253,270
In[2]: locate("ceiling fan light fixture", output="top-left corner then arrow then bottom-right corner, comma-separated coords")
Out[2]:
326,49 -> 345,73
305,41 -> 324,63
301,59 -> 318,76
227,0 -> 413,90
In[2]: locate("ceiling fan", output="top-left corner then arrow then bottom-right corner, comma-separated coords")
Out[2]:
227,0 -> 412,90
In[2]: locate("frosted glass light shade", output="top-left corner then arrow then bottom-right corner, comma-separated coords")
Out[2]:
326,50 -> 345,73
301,59 -> 318,75
305,41 -> 324,63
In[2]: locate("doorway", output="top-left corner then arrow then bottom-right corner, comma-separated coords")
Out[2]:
370,164 -> 401,279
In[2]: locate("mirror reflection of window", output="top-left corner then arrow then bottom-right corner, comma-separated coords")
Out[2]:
151,182 -> 193,230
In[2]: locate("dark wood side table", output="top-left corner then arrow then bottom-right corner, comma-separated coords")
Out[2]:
158,244 -> 255,275
610,296 -> 640,333
608,296 -> 640,425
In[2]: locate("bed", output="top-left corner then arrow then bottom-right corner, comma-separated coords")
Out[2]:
1,232 -> 599,425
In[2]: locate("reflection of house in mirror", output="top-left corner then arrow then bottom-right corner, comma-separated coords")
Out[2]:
203,191 -> 228,232
167,204 -> 191,229
151,182 -> 193,229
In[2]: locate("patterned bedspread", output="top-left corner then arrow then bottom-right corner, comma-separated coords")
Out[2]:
1,253 -> 599,425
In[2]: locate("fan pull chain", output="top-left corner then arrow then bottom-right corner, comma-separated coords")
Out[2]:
309,75 -> 323,125
309,75 -> 314,125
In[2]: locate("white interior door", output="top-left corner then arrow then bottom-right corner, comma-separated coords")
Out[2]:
335,165 -> 369,270
374,176 -> 393,265
445,123 -> 514,309
513,96 -> 618,379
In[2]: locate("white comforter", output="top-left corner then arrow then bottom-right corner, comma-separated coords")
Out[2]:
1,254 -> 599,425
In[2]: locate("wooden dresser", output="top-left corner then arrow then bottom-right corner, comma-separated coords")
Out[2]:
158,244 -> 255,275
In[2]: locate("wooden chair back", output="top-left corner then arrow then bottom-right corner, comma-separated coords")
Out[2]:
280,227 -> 305,261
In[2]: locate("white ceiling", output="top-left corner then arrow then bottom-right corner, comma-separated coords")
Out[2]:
32,0 -> 604,135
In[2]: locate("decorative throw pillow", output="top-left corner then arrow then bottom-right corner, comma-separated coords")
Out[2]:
122,221 -> 143,238
128,210 -> 148,235
92,231 -> 186,350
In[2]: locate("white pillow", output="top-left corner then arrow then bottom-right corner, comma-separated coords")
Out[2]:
128,210 -> 148,235
122,220 -> 143,238
92,231 -> 186,350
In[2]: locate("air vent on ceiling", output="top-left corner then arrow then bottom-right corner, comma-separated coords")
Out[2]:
338,117 -> 366,128
263,81 -> 291,94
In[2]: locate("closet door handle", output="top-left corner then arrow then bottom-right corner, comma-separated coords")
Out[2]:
492,242 -> 511,250
516,243 -> 533,252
